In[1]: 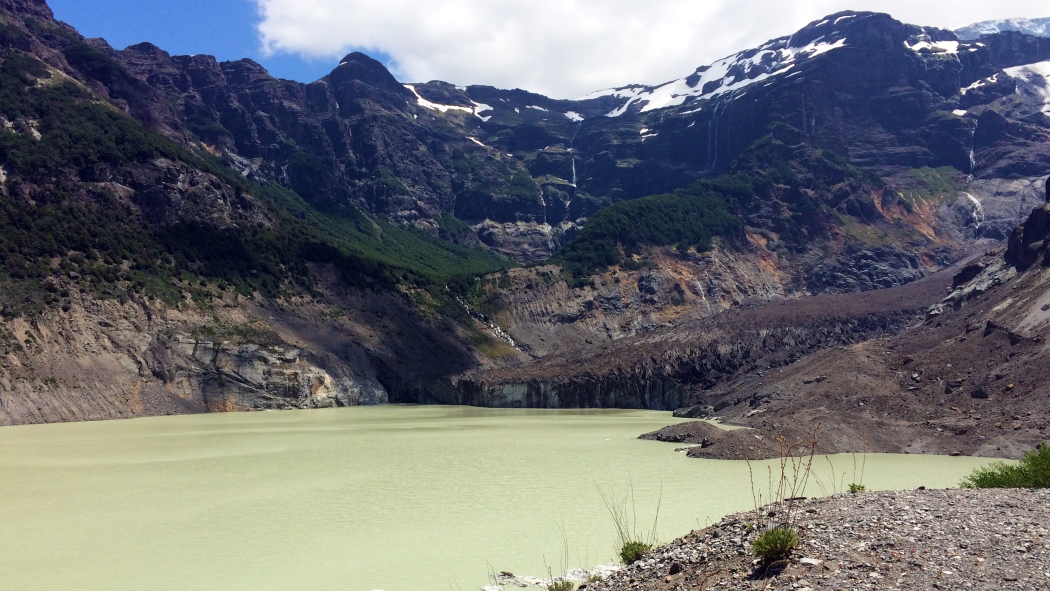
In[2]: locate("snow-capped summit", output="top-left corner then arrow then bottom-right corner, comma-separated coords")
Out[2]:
581,13 -> 860,117
955,16 -> 1050,40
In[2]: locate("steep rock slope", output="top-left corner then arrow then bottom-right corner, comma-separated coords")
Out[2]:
437,268 -> 953,409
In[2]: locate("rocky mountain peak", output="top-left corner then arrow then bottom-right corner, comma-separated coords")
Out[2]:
332,51 -> 412,98
123,42 -> 172,61
0,0 -> 52,19
219,58 -> 275,86
784,10 -> 871,48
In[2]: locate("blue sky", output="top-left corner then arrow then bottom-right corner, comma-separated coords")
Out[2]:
48,0 -> 382,83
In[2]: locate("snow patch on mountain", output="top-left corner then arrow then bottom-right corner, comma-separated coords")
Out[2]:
405,85 -> 492,121
583,32 -> 849,117
961,74 -> 998,95
956,17 -> 1050,40
1004,61 -> 1050,114
405,84 -> 472,114
563,111 -> 584,122
905,39 -> 959,54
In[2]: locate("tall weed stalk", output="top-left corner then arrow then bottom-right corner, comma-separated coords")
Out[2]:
745,425 -> 821,562
598,481 -> 661,564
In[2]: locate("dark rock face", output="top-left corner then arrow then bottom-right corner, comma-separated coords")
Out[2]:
973,110 -> 1050,179
335,52 -> 415,100
1006,202 -> 1050,270
807,246 -> 927,293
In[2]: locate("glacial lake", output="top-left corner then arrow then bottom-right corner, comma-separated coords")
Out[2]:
0,406 -> 995,591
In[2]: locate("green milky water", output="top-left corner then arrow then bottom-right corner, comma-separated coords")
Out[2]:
0,406 -> 996,591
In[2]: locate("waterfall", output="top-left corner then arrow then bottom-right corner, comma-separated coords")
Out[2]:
964,192 -> 984,232
692,281 -> 711,312
569,122 -> 582,189
967,120 -> 978,184
701,101 -> 723,174
540,191 -> 554,254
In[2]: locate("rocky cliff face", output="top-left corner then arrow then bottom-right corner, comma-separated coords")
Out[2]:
0,286 -> 384,425
0,264 -> 517,424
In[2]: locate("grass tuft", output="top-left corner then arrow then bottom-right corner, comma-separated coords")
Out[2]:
752,527 -> 798,561
544,580 -> 574,591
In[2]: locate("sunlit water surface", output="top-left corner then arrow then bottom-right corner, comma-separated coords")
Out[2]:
0,406 -> 994,591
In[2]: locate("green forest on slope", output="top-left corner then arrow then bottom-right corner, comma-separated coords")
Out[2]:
551,135 -> 891,279
0,47 -> 511,316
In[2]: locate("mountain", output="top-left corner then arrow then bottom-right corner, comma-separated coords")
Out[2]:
1,0 -> 1050,429
0,0 -> 518,423
80,10 -> 1048,292
956,16 -> 1050,40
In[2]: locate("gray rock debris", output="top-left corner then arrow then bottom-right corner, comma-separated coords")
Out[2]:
588,489 -> 1050,591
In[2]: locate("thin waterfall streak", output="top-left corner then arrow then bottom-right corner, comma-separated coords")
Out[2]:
967,119 -> 979,184
569,122 -> 582,189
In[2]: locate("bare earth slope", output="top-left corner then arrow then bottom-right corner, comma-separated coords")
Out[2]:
661,201 -> 1050,461
455,197 -> 1050,460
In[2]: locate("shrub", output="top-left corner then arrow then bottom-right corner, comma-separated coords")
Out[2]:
848,483 -> 866,494
545,580 -> 574,591
618,541 -> 652,565
961,444 -> 1050,489
752,527 -> 798,561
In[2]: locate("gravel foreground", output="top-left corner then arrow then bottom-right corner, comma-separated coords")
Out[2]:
585,489 -> 1050,591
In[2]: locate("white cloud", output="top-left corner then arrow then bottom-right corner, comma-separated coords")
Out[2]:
254,0 -> 1047,98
